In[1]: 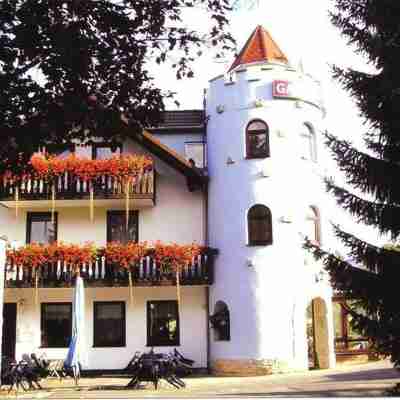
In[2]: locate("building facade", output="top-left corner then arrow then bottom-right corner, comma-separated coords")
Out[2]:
0,25 -> 367,375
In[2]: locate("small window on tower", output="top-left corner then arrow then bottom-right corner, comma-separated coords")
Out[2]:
300,123 -> 317,162
305,206 -> 321,244
248,204 -> 273,246
246,120 -> 270,159
210,301 -> 230,341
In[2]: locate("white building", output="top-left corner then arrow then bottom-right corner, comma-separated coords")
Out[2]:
0,25 -> 369,376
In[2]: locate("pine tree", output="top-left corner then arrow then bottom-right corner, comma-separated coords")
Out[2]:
0,0 -> 234,174
305,0 -> 400,368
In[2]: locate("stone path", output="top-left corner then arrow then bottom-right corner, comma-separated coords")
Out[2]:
1,360 -> 399,398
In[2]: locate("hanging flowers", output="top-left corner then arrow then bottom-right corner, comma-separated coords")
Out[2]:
2,153 -> 153,222
6,240 -> 202,304
153,242 -> 201,273
153,242 -> 201,313
105,241 -> 148,269
105,241 -> 148,304
26,153 -> 153,182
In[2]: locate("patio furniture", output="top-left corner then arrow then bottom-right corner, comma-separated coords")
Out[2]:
48,359 -> 66,380
126,349 -> 194,390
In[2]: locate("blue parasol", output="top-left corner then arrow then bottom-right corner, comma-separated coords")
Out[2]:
64,275 -> 85,385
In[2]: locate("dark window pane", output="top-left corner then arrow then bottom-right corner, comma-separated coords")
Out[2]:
41,303 -> 72,348
212,301 -> 230,341
248,205 -> 272,245
147,301 -> 179,346
27,213 -> 57,244
246,120 -> 269,158
107,211 -> 138,243
94,302 -> 125,347
248,133 -> 268,157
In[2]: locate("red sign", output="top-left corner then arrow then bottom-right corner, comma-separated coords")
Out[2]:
272,80 -> 289,97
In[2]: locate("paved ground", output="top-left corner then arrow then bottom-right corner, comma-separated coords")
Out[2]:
1,360 -> 399,399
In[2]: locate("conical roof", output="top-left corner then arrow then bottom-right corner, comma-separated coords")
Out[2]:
228,25 -> 288,72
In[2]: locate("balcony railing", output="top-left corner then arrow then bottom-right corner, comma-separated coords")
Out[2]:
4,249 -> 216,288
0,170 -> 154,202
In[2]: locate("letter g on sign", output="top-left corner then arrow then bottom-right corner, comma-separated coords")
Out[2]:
273,80 -> 289,98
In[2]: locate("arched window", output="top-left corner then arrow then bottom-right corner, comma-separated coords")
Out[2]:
306,206 -> 321,244
246,120 -> 270,159
300,123 -> 317,162
248,205 -> 273,246
210,301 -> 230,341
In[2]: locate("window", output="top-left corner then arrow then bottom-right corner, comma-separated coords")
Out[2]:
93,143 -> 122,160
93,302 -> 126,347
41,303 -> 72,348
305,206 -> 321,244
184,142 -> 206,168
246,120 -> 270,159
300,123 -> 317,161
210,301 -> 230,341
107,211 -> 138,243
147,301 -> 180,346
248,205 -> 273,246
27,212 -> 57,244
333,298 -> 369,353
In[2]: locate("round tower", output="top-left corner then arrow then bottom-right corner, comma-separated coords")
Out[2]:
206,25 -> 335,375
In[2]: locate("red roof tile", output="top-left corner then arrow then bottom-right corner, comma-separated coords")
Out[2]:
228,25 -> 288,72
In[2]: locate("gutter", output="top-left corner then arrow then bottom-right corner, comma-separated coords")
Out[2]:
203,91 -> 211,374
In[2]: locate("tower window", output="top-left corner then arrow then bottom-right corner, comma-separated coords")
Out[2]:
306,206 -> 321,244
210,301 -> 230,341
300,123 -> 317,162
248,204 -> 273,246
246,120 -> 270,159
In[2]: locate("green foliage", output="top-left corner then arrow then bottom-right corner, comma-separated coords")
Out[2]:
0,0 -> 234,174
305,0 -> 400,369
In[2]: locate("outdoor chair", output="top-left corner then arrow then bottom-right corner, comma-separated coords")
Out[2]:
125,349 -> 194,390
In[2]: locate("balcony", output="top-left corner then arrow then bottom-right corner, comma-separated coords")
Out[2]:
4,248 -> 216,288
0,169 -> 155,209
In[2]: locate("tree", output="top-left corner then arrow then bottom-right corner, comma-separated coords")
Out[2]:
0,0 -> 234,174
305,0 -> 400,369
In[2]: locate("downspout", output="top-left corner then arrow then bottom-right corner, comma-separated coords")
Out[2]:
203,89 -> 211,374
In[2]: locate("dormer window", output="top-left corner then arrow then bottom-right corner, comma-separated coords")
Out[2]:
246,120 -> 270,159
93,143 -> 122,160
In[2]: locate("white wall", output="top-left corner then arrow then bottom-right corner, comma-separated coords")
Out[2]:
4,286 -> 208,369
207,64 -> 335,370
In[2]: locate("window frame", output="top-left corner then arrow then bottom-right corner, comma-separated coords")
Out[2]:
245,120 -> 270,159
40,302 -> 72,348
211,301 -> 231,342
184,141 -> 206,168
93,301 -> 126,348
106,210 -> 139,243
92,143 -> 122,160
306,206 -> 321,245
146,300 -> 180,347
26,212 -> 58,244
300,123 -> 317,162
247,204 -> 273,246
